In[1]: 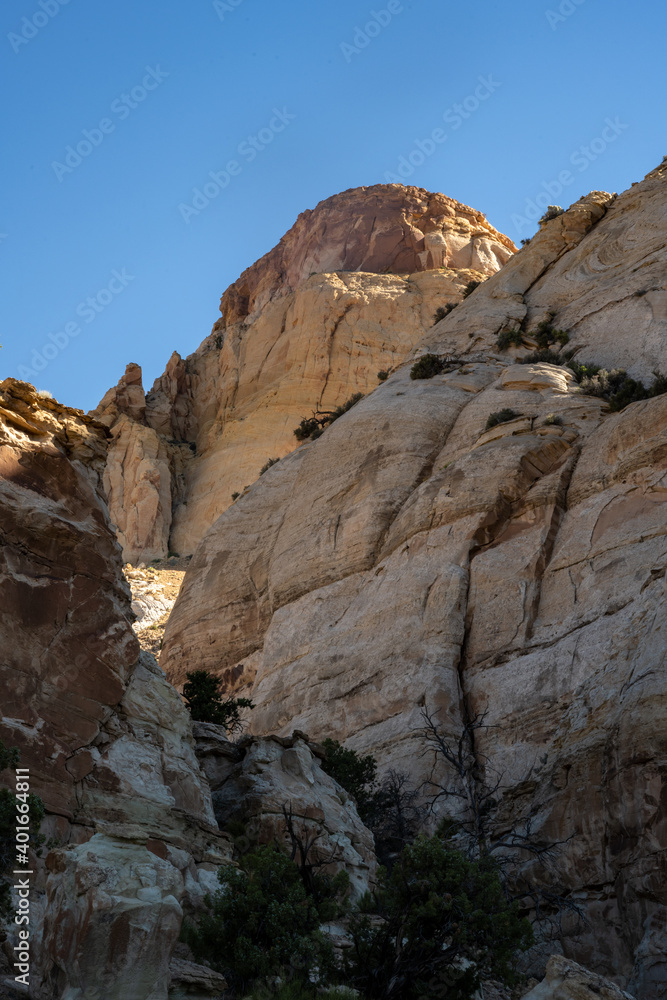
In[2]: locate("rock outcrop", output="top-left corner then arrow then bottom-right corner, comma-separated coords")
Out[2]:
93,185 -> 516,562
522,955 -> 635,1000
0,380 -> 230,999
160,162 -> 667,995
193,724 -> 376,900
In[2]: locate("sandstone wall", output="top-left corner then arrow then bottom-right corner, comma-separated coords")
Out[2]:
160,162 -> 667,996
0,380 -> 229,999
93,185 -> 516,562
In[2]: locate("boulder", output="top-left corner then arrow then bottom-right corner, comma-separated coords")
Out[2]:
523,955 -> 635,1000
193,725 -> 376,900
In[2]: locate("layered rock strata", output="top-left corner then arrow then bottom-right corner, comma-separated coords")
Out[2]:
93,185 -> 516,562
160,162 -> 667,995
0,380 -> 230,1000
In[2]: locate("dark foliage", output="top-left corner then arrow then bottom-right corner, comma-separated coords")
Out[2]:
538,206 -> 564,224
433,303 -> 456,323
418,709 -> 585,939
260,457 -> 280,475
496,329 -> 524,351
462,281 -> 481,298
183,669 -> 254,733
533,320 -> 569,350
574,367 -> 667,411
293,393 -> 364,442
377,370 -> 389,381
294,416 -> 322,441
281,804 -> 350,919
182,843 -> 339,993
485,408 -> 522,431
321,739 -> 378,823
364,769 -> 425,869
344,835 -> 532,1000
517,348 -> 568,365
410,354 -> 446,380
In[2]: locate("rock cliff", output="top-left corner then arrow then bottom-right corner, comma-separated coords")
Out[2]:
93,185 -> 516,562
0,380 -> 230,998
160,161 -> 667,995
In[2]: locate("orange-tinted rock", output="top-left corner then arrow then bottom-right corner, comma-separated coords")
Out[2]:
93,185 -> 516,561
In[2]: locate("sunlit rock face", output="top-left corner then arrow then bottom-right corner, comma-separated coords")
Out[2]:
161,162 -> 667,996
92,184 -> 516,562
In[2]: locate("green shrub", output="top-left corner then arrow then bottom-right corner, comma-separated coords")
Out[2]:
462,280 -> 481,298
485,408 -> 522,430
518,348 -> 566,365
343,835 -> 532,1000
183,843 -> 338,994
496,328 -> 524,351
533,320 -> 569,349
575,368 -> 666,411
567,359 -> 600,381
260,457 -> 280,475
293,394 -> 364,442
321,739 -> 377,823
329,392 -> 364,419
377,370 -> 389,381
563,362 -> 667,411
433,303 -> 456,323
294,417 -> 322,441
231,491 -> 240,501
539,205 -> 564,224
410,354 -> 445,380
183,670 -> 254,733
543,413 -> 563,426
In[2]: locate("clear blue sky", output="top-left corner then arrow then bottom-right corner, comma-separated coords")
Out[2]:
1,0 -> 665,411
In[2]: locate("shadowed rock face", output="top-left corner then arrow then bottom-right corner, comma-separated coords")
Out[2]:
0,380 -> 229,999
160,162 -> 667,996
193,724 -> 376,901
92,184 -> 516,562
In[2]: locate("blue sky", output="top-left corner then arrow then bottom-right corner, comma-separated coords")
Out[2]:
1,0 -> 665,412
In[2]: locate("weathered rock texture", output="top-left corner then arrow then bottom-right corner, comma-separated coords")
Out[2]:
93,185 -> 516,562
161,162 -> 667,996
193,724 -> 376,900
0,380 -> 230,999
522,955 -> 635,1000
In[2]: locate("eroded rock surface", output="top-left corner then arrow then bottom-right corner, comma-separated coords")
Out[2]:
193,724 -> 376,900
0,380 -> 229,999
93,185 -> 516,560
522,955 -> 635,1000
160,162 -> 667,995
